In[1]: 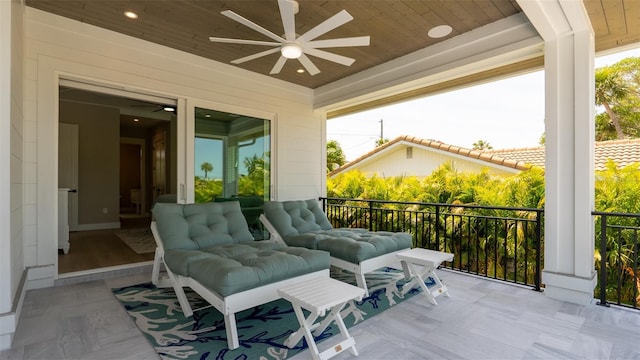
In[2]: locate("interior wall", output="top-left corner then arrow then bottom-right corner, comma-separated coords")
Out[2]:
0,0 -> 25,350
24,7 -> 319,284
59,101 -> 120,228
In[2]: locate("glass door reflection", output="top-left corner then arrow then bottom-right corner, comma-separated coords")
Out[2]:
194,107 -> 270,238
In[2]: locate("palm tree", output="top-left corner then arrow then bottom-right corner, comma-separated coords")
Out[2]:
472,140 -> 493,150
595,67 -> 629,139
327,140 -> 346,172
200,162 -> 213,179
375,138 -> 389,147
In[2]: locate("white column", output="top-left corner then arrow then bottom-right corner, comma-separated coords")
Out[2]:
518,0 -> 597,304
0,0 -> 14,350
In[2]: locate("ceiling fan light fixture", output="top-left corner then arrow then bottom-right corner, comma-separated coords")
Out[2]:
281,43 -> 302,59
428,25 -> 453,39
124,11 -> 138,19
163,106 -> 175,112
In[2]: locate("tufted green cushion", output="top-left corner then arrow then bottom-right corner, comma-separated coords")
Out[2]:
153,202 -> 254,251
263,199 -> 332,238
153,201 -> 330,296
263,200 -> 412,263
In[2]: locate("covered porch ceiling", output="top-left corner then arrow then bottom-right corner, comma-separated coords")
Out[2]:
25,1 -> 638,95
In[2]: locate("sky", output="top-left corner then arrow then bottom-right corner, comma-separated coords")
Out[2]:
327,47 -> 640,161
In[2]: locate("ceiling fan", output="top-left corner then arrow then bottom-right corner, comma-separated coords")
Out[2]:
209,0 -> 370,76
131,101 -> 175,113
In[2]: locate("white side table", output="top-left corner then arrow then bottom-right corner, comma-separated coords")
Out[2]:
396,248 -> 454,305
278,277 -> 365,360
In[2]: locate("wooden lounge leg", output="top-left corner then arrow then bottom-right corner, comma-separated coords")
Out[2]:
224,313 -> 240,349
166,271 -> 194,317
151,247 -> 162,285
354,272 -> 369,297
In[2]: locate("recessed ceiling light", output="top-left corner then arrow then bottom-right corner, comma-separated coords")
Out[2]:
428,25 -> 453,39
296,69 -> 305,74
124,11 -> 138,19
205,114 -> 211,118
133,118 -> 139,122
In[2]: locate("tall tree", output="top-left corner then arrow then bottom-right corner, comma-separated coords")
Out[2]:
200,162 -> 213,179
327,140 -> 347,172
375,138 -> 390,147
472,140 -> 493,150
595,66 -> 630,139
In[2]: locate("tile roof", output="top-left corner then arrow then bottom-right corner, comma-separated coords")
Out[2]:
486,138 -> 640,171
329,136 -> 640,177
328,135 -> 531,177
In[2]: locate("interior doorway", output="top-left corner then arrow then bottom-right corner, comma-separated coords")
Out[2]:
120,138 -> 146,216
57,83 -> 177,276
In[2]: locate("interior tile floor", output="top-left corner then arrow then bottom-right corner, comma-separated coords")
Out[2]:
1,267 -> 639,360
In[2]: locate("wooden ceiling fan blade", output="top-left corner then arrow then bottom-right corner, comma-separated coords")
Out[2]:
304,48 -> 355,66
297,10 -> 353,43
277,0 -> 296,42
298,54 -> 320,75
306,36 -> 370,48
270,56 -> 287,74
209,37 -> 280,47
231,48 -> 281,64
221,10 -> 285,43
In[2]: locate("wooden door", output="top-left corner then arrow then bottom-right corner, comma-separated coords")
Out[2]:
152,130 -> 166,203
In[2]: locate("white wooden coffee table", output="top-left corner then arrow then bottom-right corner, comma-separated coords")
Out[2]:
396,248 -> 454,305
278,277 -> 365,360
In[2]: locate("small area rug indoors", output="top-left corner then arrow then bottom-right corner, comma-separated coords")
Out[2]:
113,267 -> 435,360
113,228 -> 156,254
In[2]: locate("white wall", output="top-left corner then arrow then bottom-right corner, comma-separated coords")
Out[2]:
356,145 -> 518,178
24,8 -> 322,282
0,0 -> 25,350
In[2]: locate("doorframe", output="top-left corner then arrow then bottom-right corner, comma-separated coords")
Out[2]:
120,137 -> 146,215
52,75 -> 182,278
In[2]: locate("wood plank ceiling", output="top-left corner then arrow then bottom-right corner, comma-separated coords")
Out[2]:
26,0 -> 639,90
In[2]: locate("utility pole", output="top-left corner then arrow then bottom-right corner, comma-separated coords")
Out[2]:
379,119 -> 383,143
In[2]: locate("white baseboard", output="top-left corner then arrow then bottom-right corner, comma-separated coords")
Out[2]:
0,268 -> 27,351
73,222 -> 121,231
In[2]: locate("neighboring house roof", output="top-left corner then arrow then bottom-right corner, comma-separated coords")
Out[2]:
485,138 -> 640,171
328,135 -> 530,177
329,137 -> 640,178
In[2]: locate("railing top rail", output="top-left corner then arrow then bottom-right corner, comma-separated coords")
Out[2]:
321,197 -> 543,213
592,210 -> 640,218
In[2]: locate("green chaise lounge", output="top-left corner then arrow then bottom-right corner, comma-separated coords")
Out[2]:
260,199 -> 413,296
150,201 -> 330,349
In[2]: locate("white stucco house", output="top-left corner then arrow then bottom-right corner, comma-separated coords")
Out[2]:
1,0 -> 638,349
328,136 -> 640,178
328,135 -> 530,178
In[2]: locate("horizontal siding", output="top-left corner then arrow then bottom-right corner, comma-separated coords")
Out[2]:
24,8 -> 323,276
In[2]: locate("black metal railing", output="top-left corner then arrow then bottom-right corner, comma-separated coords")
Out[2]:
592,211 -> 640,309
320,197 -> 544,291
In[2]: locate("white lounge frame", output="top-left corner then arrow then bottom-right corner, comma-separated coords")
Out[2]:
150,221 -> 329,350
259,214 -> 410,297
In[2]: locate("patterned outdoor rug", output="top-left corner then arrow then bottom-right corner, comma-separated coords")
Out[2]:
112,267 -> 435,360
114,228 -> 156,254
